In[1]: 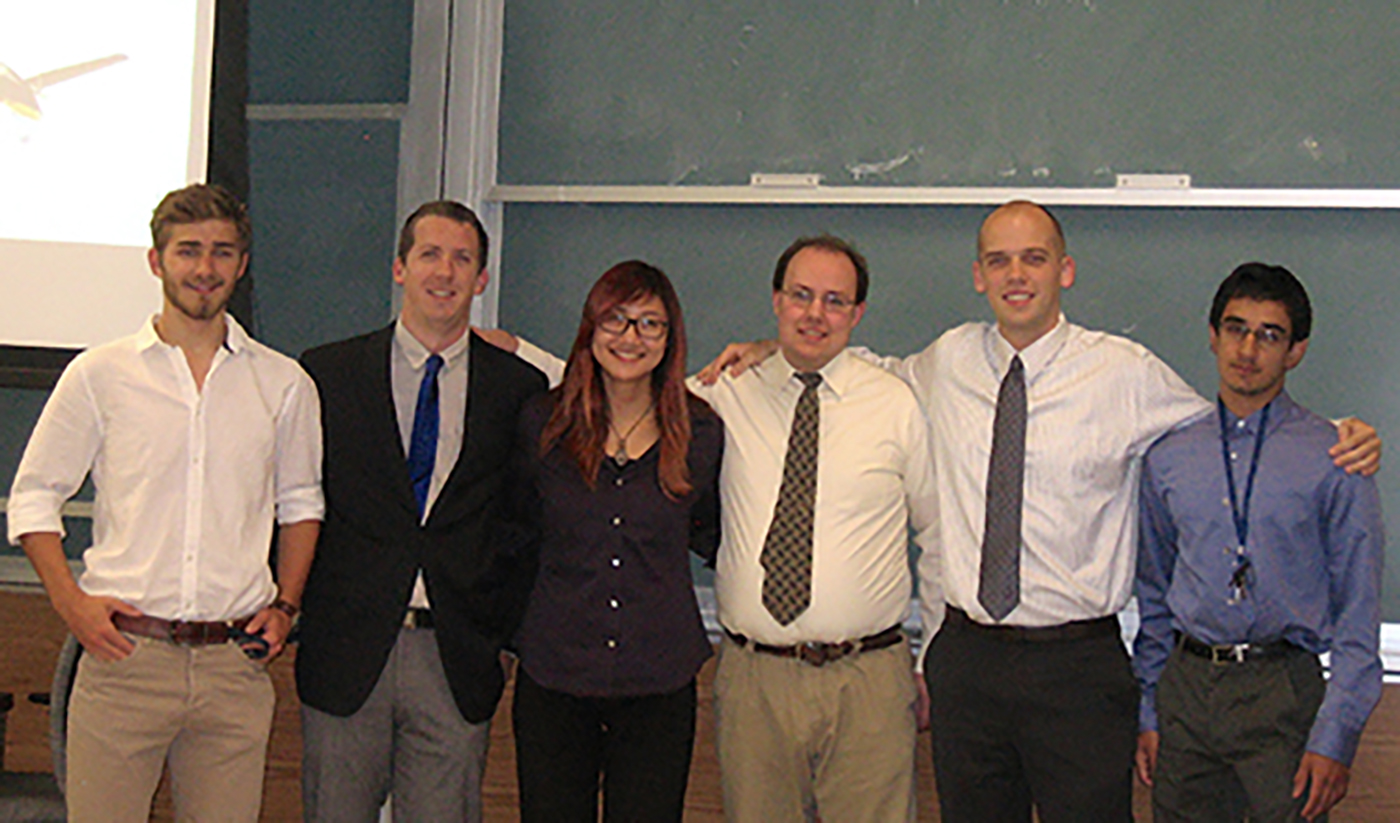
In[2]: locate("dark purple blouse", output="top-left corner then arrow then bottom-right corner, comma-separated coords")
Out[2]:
510,392 -> 723,698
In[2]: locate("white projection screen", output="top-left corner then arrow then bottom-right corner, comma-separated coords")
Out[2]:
0,0 -> 217,350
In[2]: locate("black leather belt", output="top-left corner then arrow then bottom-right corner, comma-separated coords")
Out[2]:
724,624 -> 904,667
403,608 -> 434,629
1177,633 -> 1298,665
944,606 -> 1119,643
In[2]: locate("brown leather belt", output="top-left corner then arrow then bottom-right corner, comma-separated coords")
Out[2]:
1177,633 -> 1299,665
725,624 -> 904,667
112,613 -> 253,646
944,606 -> 1119,643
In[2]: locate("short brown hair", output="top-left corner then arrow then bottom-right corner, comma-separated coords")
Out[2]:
396,201 -> 489,271
150,184 -> 251,252
772,234 -> 870,305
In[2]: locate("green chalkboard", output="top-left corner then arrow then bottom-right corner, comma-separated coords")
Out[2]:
499,1 -> 1400,188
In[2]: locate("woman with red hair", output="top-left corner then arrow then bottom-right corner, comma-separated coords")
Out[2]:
509,260 -> 723,822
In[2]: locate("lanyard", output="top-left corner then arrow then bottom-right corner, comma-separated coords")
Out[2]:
1217,397 -> 1270,552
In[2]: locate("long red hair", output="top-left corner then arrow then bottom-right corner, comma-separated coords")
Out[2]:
540,261 -> 695,498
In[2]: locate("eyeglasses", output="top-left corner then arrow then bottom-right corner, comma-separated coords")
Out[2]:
598,311 -> 669,340
781,287 -> 858,312
1219,319 -> 1289,348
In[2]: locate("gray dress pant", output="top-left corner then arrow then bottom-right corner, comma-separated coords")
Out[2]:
301,627 -> 491,823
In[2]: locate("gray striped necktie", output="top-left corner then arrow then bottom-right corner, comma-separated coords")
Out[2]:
978,355 -> 1025,621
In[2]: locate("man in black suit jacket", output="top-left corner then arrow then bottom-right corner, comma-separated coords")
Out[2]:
297,201 -> 546,822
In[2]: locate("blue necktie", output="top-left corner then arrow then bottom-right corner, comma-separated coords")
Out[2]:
407,354 -> 444,518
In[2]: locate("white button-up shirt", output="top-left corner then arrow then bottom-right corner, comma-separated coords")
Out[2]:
7,316 -> 324,621
859,315 -> 1208,631
690,349 -> 940,645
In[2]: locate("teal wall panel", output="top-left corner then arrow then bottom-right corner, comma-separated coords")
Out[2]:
249,1 -> 413,104
248,118 -> 400,357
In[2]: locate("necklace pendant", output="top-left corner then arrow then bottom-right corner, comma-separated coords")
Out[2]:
612,447 -> 629,468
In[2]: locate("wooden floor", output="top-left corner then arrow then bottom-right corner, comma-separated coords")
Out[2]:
4,589 -> 1400,821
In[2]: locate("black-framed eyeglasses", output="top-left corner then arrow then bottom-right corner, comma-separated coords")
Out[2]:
781,287 -> 857,312
598,312 -> 669,340
1219,319 -> 1289,348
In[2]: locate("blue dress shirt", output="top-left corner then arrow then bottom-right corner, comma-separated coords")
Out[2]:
1133,391 -> 1384,765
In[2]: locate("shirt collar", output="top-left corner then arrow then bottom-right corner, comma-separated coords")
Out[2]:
984,313 -> 1070,381
1219,389 -> 1296,437
756,347 -> 854,399
134,314 -> 245,355
394,317 -> 472,369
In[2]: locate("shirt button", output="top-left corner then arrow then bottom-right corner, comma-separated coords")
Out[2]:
1229,451 -> 1238,460
611,515 -> 623,527
615,477 -> 624,487
610,598 -> 620,609
1237,420 -> 1246,428
611,557 -> 622,568
607,639 -> 618,649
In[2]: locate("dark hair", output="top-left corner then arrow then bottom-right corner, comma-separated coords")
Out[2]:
978,200 -> 1066,257
540,261 -> 696,498
150,184 -> 251,252
1209,262 -> 1312,343
396,201 -> 489,271
771,234 -> 870,305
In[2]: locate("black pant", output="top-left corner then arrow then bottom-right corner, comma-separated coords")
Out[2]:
512,667 -> 697,823
925,612 -> 1139,822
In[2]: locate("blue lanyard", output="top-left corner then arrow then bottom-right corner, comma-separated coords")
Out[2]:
1217,397 -> 1270,552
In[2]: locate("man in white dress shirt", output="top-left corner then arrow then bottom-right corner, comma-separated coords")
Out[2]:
692,236 -> 937,822
7,184 -> 324,822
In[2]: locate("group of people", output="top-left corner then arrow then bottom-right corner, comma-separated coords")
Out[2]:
6,183 -> 1385,823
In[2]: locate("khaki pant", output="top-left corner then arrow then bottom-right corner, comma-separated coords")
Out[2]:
66,636 -> 275,823
714,636 -> 919,823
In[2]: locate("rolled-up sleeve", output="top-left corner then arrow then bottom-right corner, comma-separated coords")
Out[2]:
273,367 -> 325,525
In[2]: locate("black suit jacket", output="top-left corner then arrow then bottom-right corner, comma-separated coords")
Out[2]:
296,327 -> 546,723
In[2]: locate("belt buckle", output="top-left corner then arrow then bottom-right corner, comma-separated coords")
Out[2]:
798,642 -> 830,666
1210,643 -> 1249,664
798,641 -> 852,667
169,619 -> 203,646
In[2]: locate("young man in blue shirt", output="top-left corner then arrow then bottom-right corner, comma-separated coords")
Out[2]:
1134,263 -> 1384,822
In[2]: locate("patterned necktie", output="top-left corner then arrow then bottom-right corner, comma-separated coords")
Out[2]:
978,355 -> 1026,621
761,372 -> 823,626
407,353 -> 444,519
